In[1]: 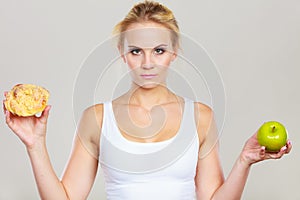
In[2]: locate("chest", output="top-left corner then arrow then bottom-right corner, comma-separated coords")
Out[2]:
112,102 -> 184,143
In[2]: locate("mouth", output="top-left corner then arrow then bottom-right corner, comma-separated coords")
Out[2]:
140,74 -> 157,79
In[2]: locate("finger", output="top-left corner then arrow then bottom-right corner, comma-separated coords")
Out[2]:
3,91 -> 9,114
40,105 -> 51,124
267,146 -> 286,159
285,140 -> 292,154
5,110 -> 13,127
259,146 -> 266,159
274,151 -> 285,159
251,131 -> 259,140
280,145 -> 287,153
3,100 -> 7,114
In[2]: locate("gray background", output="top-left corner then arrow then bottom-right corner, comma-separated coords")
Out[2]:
1,0 -> 299,199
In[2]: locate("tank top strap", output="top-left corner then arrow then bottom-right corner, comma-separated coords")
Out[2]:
99,97 -> 198,173
102,97 -> 195,142
181,97 -> 196,133
182,97 -> 194,119
101,101 -> 118,139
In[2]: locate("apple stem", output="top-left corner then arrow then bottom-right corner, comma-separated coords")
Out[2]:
272,126 -> 276,132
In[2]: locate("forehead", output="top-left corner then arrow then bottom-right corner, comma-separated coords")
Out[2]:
122,23 -> 172,48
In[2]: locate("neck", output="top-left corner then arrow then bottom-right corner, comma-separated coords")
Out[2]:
127,83 -> 176,109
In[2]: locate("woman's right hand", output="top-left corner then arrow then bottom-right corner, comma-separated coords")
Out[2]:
3,92 -> 51,150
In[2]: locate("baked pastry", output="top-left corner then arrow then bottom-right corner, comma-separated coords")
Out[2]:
4,84 -> 50,117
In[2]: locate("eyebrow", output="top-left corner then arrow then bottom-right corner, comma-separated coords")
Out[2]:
127,44 -> 169,49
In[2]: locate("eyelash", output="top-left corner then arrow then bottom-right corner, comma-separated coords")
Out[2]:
129,48 -> 166,56
154,48 -> 165,55
130,49 -> 141,55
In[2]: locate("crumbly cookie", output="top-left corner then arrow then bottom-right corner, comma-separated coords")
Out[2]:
4,84 -> 50,116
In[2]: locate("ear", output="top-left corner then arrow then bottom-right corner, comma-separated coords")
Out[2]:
171,50 -> 177,62
117,45 -> 127,63
170,43 -> 179,62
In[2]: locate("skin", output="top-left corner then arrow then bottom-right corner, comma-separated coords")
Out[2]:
4,22 -> 292,200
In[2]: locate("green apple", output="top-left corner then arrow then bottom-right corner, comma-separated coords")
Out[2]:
257,121 -> 288,152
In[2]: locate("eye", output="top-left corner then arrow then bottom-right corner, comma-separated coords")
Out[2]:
154,48 -> 165,55
130,49 -> 142,55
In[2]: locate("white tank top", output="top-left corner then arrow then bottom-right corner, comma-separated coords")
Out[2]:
99,97 -> 199,200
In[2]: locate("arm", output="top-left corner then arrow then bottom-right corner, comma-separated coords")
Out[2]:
193,103 -> 292,200
4,99 -> 103,199
211,133 -> 291,200
15,106 -> 70,199
194,103 -> 224,200
61,104 -> 103,199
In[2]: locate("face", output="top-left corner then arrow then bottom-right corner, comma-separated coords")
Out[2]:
120,22 -> 177,89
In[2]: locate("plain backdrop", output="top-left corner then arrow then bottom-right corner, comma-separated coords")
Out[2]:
1,0 -> 299,199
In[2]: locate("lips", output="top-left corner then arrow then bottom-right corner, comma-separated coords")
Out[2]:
140,74 -> 157,79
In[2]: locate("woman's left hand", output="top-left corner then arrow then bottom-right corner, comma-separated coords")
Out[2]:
239,132 -> 292,166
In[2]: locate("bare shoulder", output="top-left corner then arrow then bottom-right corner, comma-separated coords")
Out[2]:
83,103 -> 103,117
194,102 -> 214,124
193,102 -> 215,145
78,104 -> 104,148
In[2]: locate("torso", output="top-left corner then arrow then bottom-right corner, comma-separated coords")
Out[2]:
111,95 -> 185,143
99,95 -> 200,200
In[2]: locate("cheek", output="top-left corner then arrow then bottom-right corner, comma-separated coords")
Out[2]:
155,55 -> 173,67
124,56 -> 140,69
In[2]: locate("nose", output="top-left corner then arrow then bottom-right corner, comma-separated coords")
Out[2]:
141,51 -> 154,69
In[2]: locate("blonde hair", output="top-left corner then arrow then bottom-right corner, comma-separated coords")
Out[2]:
113,1 -> 180,50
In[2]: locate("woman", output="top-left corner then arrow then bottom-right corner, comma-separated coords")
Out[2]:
4,1 -> 291,199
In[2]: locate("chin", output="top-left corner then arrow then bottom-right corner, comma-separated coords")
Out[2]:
140,83 -> 160,89
134,81 -> 165,89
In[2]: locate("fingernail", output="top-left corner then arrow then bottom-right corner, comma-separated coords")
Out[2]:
288,140 -> 292,145
282,146 -> 287,151
260,147 -> 266,154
